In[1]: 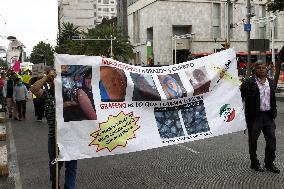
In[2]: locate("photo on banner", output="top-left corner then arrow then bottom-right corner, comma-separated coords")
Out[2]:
180,99 -> 210,135
186,66 -> 211,96
158,73 -> 187,100
130,73 -> 161,101
99,66 -> 127,102
61,65 -> 97,122
154,106 -> 185,139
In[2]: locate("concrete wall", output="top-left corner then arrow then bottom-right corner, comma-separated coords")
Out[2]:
128,0 -> 284,65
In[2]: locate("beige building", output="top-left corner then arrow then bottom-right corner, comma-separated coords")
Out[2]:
127,0 -> 284,65
58,0 -> 117,30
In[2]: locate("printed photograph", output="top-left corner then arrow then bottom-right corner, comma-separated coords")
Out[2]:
158,73 -> 187,100
130,73 -> 161,101
180,100 -> 210,135
62,65 -> 97,122
186,66 -> 211,96
154,107 -> 185,139
100,66 -> 127,102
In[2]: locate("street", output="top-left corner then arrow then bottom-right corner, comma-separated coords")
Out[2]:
0,99 -> 284,189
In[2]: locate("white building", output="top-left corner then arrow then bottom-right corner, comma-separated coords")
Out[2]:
127,0 -> 284,65
6,39 -> 25,65
94,0 -> 117,25
58,0 -> 117,30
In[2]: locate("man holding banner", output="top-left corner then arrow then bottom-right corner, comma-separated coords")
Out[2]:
241,62 -> 280,173
31,69 -> 77,189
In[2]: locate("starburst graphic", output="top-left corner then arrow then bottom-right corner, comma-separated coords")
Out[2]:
89,112 -> 140,152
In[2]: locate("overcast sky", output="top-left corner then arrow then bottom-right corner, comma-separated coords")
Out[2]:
0,0 -> 58,56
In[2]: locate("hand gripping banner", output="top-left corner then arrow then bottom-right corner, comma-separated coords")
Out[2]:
54,49 -> 246,161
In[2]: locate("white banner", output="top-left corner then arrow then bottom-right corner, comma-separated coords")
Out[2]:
54,49 -> 246,161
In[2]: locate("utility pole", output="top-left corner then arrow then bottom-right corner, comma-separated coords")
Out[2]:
227,0 -> 231,45
72,36 -> 116,58
246,0 -> 251,78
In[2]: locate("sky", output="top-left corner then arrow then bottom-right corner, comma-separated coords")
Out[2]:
0,0 -> 58,56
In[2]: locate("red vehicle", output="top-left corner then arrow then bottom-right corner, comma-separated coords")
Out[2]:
190,52 -> 213,60
237,51 -> 279,69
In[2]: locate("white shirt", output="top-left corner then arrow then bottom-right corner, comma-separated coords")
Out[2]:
255,78 -> 271,111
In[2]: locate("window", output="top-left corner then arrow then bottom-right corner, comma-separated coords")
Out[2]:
111,1 -> 114,4
103,8 -> 109,12
103,0 -> 109,4
98,8 -> 102,11
258,5 -> 266,39
98,0 -> 101,3
212,3 -> 221,39
98,16 -> 102,19
111,8 -> 114,12
133,11 -> 140,43
94,12 -> 96,17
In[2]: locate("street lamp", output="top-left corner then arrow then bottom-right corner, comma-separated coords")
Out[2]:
172,33 -> 195,64
72,35 -> 116,58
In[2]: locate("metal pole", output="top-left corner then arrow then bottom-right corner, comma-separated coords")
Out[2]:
227,0 -> 230,43
246,0 -> 251,78
271,19 -> 275,66
171,37 -> 173,64
110,35 -> 113,58
174,36 -> 177,64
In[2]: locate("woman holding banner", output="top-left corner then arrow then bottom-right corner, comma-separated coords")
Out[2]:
31,69 -> 78,189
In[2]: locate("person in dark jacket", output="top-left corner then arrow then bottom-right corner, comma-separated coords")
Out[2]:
240,62 -> 280,173
3,72 -> 17,119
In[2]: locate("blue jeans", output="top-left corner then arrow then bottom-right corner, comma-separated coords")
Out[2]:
48,137 -> 77,189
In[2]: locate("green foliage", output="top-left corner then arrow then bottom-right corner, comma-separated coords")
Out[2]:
55,22 -> 82,54
0,58 -> 7,67
56,22 -> 134,61
30,41 -> 54,66
266,0 -> 284,12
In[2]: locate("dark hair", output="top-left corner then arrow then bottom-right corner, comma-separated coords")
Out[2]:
82,68 -> 92,88
15,77 -> 21,82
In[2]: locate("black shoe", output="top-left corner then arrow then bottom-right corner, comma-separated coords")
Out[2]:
9,114 -> 12,118
265,164 -> 280,173
250,164 -> 264,172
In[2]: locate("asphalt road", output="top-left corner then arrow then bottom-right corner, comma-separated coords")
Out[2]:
1,99 -> 284,189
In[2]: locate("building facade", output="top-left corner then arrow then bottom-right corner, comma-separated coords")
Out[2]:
58,0 -> 117,30
117,0 -> 128,36
58,0 -> 95,30
6,39 -> 25,65
127,0 -> 284,65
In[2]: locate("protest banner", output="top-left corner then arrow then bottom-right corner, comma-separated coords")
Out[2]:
54,49 -> 246,161
32,63 -> 44,77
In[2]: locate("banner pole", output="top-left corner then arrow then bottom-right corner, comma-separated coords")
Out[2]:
55,122 -> 59,189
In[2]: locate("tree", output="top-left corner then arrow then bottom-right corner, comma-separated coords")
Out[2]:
55,22 -> 134,61
30,41 -> 54,66
83,25 -> 134,60
266,0 -> 284,12
55,22 -> 82,54
0,58 -> 6,68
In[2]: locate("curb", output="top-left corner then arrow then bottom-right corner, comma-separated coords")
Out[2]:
0,124 -> 6,141
0,145 -> 8,177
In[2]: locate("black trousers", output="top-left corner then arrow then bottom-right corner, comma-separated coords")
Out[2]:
16,100 -> 26,119
33,98 -> 45,119
247,112 -> 276,166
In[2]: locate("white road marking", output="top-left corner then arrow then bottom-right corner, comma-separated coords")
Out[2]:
7,121 -> 22,189
177,144 -> 200,154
